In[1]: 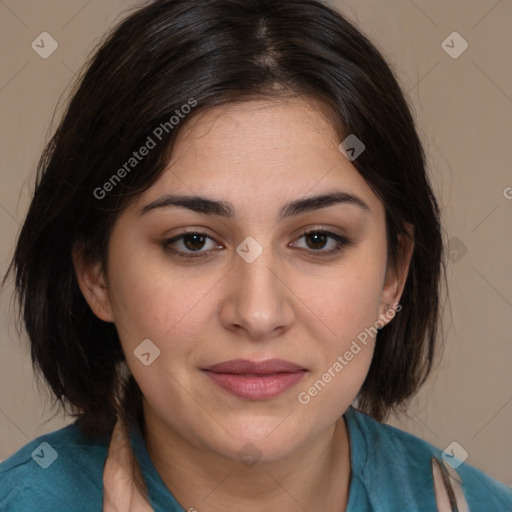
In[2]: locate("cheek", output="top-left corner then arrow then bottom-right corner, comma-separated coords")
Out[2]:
107,244 -> 222,352
289,251 -> 385,410
106,254 -> 220,413
294,256 -> 385,348
293,268 -> 382,420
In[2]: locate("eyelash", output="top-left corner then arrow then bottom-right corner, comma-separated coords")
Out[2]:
162,229 -> 352,260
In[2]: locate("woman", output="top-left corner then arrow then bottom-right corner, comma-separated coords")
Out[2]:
1,0 -> 510,510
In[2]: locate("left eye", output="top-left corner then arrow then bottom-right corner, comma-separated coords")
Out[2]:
292,229 -> 351,254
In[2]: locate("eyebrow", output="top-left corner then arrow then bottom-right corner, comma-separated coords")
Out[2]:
139,190 -> 371,220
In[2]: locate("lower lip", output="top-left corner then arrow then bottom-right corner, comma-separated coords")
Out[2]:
202,370 -> 307,400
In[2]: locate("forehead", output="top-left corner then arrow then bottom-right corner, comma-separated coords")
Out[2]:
171,97 -> 340,172
131,97 -> 384,220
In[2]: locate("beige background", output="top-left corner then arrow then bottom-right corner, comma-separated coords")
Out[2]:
1,0 -> 511,487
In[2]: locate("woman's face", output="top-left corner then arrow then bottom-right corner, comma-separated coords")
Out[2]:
80,97 -> 408,462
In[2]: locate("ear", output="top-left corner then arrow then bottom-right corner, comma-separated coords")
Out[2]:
72,241 -> 114,323
378,222 -> 414,325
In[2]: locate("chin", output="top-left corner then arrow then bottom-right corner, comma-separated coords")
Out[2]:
205,419 -> 310,463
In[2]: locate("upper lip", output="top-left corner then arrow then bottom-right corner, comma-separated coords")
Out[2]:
202,358 -> 306,374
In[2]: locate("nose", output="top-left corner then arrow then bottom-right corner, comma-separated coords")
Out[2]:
219,244 -> 296,340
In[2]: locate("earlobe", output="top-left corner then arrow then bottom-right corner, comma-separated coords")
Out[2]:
379,223 -> 415,323
72,242 -> 114,323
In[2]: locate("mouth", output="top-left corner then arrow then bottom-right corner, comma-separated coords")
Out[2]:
200,359 -> 308,400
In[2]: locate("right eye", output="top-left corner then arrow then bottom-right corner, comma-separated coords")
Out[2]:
162,231 -> 224,259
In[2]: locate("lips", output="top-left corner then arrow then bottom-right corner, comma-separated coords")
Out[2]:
201,358 -> 307,400
203,358 -> 305,374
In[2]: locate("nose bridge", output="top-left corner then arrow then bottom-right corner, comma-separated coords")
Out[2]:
223,236 -> 295,337
236,241 -> 281,311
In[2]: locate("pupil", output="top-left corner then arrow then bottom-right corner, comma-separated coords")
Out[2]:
184,234 -> 205,251
307,233 -> 327,249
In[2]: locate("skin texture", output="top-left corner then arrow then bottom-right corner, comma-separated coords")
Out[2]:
74,97 -> 414,511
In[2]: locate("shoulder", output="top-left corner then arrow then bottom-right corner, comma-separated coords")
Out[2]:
0,422 -> 109,512
345,407 -> 512,510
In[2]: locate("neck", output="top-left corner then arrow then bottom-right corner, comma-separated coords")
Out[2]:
143,403 -> 351,512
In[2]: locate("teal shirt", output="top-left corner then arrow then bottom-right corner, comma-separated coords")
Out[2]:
1,407 -> 511,511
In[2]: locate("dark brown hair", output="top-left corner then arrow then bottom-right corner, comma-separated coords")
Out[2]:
4,0 -> 447,436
